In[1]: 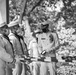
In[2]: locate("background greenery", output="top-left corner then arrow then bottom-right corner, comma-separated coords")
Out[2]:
9,0 -> 76,75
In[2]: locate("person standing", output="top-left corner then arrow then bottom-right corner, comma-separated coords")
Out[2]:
38,22 -> 60,75
8,20 -> 27,75
0,22 -> 20,75
0,22 -> 15,75
28,31 -> 40,75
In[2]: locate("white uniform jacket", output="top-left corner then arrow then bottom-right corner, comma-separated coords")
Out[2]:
9,33 -> 26,56
0,34 -> 13,75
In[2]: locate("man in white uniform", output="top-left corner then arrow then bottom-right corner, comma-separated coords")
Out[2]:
38,23 -> 60,75
8,20 -> 27,75
0,22 -> 20,75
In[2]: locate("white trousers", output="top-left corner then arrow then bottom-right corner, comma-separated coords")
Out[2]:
29,62 -> 40,75
13,61 -> 26,75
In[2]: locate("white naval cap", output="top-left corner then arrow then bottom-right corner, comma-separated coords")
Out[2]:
0,22 -> 7,28
8,19 -> 19,27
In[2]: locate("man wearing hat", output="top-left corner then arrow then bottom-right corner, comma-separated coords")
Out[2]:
0,22 -> 20,75
8,20 -> 28,75
37,22 -> 60,75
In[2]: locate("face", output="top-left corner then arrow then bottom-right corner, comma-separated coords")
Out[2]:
16,27 -> 20,34
18,28 -> 25,36
14,25 -> 24,36
5,28 -> 9,35
1,26 -> 9,35
13,25 -> 20,34
42,25 -> 49,32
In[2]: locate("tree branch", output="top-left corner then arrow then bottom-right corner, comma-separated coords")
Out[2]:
31,20 -> 52,26
27,0 -> 44,16
19,0 -> 27,24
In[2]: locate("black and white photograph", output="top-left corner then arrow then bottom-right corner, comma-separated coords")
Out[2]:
0,0 -> 76,75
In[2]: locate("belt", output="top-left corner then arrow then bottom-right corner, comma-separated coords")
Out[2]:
44,50 -> 55,57
45,53 -> 56,57
41,52 -> 55,57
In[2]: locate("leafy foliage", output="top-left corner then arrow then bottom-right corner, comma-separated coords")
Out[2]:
9,0 -> 76,75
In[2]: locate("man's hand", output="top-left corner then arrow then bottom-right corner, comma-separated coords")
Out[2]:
15,55 -> 21,63
41,50 -> 46,55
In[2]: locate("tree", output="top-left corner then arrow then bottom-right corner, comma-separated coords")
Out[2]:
9,0 -> 76,74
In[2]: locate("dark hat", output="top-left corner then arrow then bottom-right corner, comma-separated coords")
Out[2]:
42,21 -> 49,26
41,24 -> 49,29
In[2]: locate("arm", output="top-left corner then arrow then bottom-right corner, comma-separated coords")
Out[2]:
20,39 -> 29,56
9,37 -> 17,55
44,32 -> 60,53
0,46 -> 13,62
32,39 -> 39,58
0,36 -> 14,62
24,18 -> 33,46
24,18 -> 31,37
49,32 -> 60,51
38,35 -> 43,54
